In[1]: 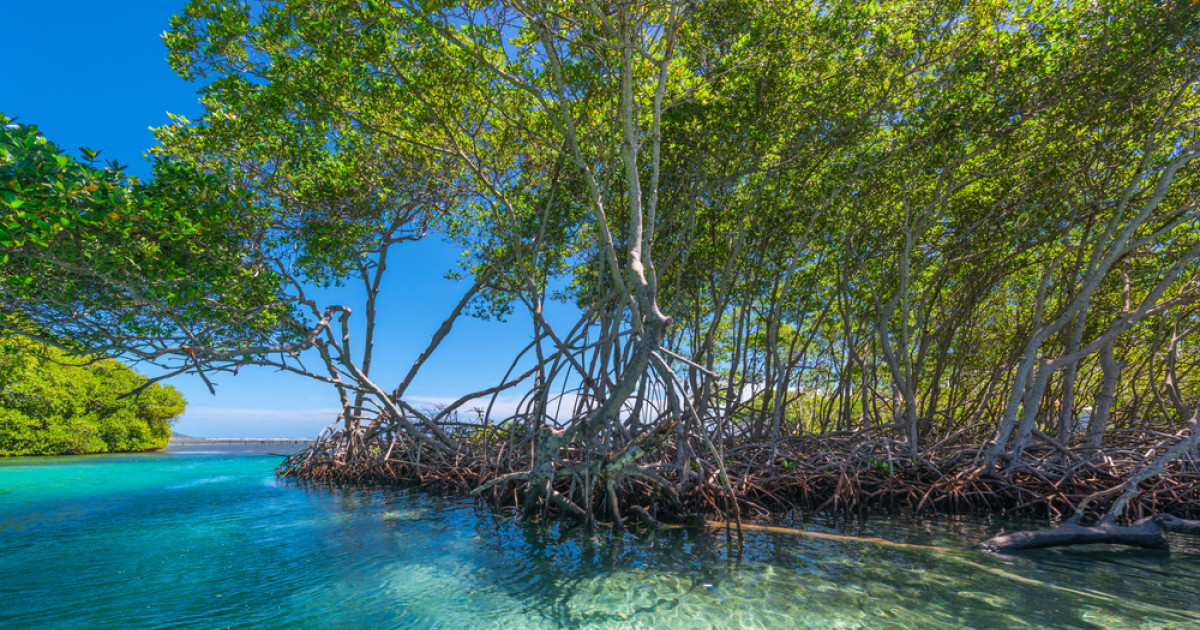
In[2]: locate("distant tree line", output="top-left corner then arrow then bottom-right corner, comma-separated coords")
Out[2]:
0,335 -> 184,456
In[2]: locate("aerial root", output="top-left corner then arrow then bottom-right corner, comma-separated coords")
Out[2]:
277,428 -> 1200,527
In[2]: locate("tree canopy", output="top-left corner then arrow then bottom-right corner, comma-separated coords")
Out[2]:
3,0 -> 1200,533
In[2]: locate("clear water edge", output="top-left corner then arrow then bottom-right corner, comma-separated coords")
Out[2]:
2,451 -> 1198,629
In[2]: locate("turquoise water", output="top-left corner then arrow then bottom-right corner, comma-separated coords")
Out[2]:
2,452 -> 1199,629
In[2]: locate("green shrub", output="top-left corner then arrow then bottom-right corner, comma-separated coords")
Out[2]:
0,338 -> 185,456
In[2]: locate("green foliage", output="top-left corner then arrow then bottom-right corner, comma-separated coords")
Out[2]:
156,1 -> 462,289
0,114 -> 298,366
7,0 -> 1199,461
0,337 -> 186,456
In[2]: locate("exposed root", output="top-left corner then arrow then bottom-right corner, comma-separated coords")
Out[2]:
278,422 -> 1200,533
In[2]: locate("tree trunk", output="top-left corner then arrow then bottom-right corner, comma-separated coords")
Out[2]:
1086,341 -> 1122,452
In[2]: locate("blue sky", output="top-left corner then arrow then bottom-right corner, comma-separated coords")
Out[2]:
2,1 -> 568,437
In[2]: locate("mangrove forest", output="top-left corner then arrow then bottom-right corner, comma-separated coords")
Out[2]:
4,0 -> 1200,553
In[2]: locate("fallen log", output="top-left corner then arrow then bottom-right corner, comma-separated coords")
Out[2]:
977,514 -> 1200,553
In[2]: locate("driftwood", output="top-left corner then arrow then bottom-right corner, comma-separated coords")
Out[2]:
977,514 -> 1200,553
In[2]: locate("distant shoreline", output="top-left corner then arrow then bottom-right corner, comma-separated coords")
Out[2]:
169,437 -> 313,444
165,438 -> 312,454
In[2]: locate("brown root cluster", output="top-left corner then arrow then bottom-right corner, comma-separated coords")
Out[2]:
731,434 -> 1200,523
277,423 -> 1200,532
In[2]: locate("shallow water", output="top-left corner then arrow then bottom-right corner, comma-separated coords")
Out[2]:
2,452 -> 1198,629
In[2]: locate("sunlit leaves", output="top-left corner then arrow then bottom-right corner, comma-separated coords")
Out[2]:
0,335 -> 185,456
0,113 -> 294,354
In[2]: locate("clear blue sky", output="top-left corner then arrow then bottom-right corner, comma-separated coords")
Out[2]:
2,1 -> 570,437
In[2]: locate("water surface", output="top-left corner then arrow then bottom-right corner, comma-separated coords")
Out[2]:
2,452 -> 1198,629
